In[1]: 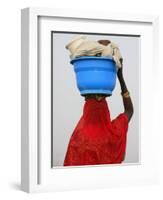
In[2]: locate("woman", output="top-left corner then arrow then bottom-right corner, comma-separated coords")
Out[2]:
64,41 -> 134,166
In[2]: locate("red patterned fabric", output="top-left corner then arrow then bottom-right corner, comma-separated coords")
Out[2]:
64,97 -> 128,166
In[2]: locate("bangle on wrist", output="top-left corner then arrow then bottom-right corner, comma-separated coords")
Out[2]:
121,91 -> 130,98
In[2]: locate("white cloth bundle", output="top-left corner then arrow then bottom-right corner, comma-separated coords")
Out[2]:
102,42 -> 122,68
71,40 -> 105,58
66,35 -> 105,58
66,35 -> 123,68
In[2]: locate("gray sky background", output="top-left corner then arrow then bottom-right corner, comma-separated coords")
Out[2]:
52,32 -> 140,167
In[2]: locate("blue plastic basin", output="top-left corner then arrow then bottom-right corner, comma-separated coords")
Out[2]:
70,56 -> 117,95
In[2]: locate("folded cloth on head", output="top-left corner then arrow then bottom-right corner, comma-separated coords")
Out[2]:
100,42 -> 123,68
66,35 -> 123,68
100,43 -> 113,57
65,35 -> 87,54
70,40 -> 105,59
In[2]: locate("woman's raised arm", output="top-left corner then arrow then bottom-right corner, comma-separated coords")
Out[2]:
117,60 -> 134,122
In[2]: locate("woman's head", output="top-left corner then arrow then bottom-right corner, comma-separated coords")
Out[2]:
83,94 -> 111,101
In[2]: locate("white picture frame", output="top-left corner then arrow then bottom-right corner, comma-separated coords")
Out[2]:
21,7 -> 159,193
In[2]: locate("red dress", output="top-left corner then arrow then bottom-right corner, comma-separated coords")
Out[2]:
64,97 -> 128,166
